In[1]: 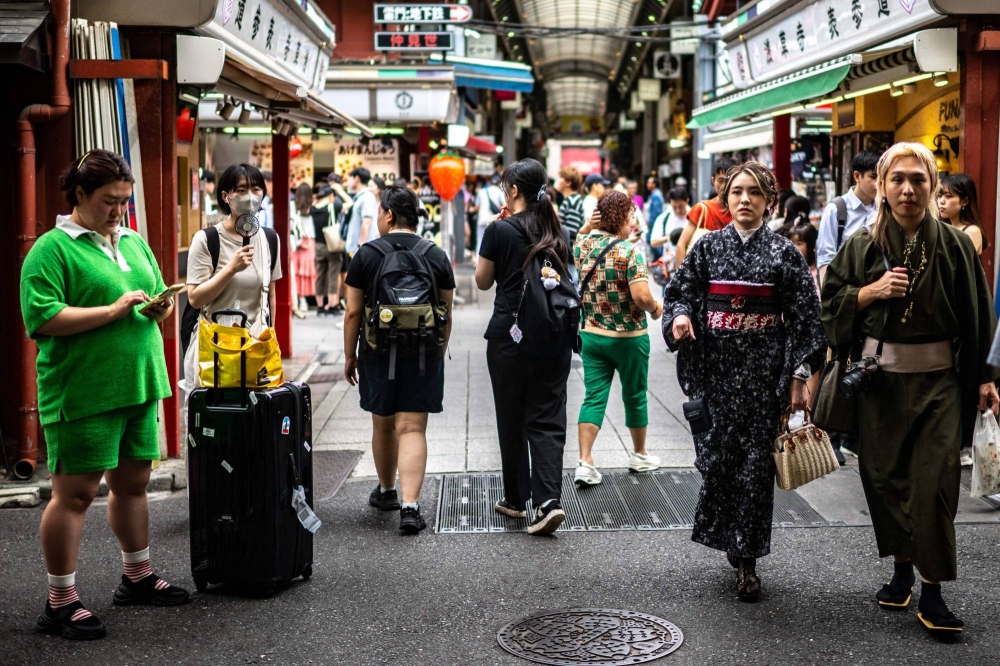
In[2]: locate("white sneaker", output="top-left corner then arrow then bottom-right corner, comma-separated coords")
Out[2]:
574,461 -> 602,486
960,454 -> 974,468
628,452 -> 661,473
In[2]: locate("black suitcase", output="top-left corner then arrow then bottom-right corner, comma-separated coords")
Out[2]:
187,309 -> 314,597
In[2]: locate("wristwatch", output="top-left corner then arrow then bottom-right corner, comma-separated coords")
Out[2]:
792,363 -> 812,382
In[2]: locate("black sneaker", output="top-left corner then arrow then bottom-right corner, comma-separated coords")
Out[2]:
317,306 -> 329,318
369,485 -> 401,511
36,601 -> 106,640
399,506 -> 427,534
527,501 -> 566,535
494,499 -> 526,518
113,574 -> 191,607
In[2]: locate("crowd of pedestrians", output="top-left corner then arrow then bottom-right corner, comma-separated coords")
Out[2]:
19,138 -> 1000,641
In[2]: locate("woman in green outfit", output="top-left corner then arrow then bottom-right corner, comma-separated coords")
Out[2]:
573,190 -> 663,486
822,143 -> 999,635
20,150 -> 190,641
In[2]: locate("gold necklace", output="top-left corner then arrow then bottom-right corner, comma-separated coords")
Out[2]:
899,226 -> 927,324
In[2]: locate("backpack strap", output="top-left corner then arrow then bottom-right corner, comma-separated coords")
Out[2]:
833,196 -> 848,247
263,226 -> 278,277
204,226 -> 221,273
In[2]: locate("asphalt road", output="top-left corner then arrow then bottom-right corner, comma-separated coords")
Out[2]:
2,477 -> 999,666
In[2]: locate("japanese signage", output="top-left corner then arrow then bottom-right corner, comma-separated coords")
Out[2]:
727,0 -> 940,88
375,4 -> 472,24
213,0 -> 332,91
249,140 -> 315,188
466,32 -> 498,60
375,31 -> 454,51
333,139 -> 400,183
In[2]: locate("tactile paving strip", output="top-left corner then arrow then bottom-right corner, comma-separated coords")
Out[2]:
436,470 -> 831,533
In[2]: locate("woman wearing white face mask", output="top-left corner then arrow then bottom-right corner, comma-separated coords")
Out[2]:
187,163 -> 281,330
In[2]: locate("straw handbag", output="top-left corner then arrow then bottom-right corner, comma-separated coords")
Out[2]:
773,409 -> 840,491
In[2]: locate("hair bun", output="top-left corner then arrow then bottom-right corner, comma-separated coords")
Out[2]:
416,206 -> 429,219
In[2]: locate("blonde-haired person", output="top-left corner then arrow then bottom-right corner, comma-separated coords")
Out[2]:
573,190 -> 663,487
822,143 -> 998,635
663,162 -> 826,602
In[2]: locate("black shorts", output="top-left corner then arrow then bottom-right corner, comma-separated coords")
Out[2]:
358,352 -> 445,416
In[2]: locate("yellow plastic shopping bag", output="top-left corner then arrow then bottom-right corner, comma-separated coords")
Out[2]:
197,319 -> 284,389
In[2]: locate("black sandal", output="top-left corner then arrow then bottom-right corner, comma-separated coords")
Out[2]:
35,601 -> 106,640
876,582 -> 913,609
917,611 -> 964,634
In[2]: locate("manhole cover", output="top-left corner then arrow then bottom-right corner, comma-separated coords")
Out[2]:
497,608 -> 683,665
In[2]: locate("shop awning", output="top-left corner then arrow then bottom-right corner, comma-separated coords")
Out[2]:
453,135 -> 500,159
429,54 -> 534,93
0,3 -> 48,71
211,55 -> 373,136
688,57 -> 854,130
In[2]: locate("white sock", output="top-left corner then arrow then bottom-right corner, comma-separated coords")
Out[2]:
540,499 -> 557,509
401,501 -> 419,510
379,485 -> 395,494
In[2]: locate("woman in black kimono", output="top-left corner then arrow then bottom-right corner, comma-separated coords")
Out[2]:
662,162 -> 827,601
822,143 -> 998,635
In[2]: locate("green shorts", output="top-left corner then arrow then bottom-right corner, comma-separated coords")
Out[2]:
43,401 -> 160,474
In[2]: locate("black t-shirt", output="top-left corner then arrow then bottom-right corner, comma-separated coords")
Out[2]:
345,232 -> 456,301
478,215 -> 533,339
311,196 -> 344,242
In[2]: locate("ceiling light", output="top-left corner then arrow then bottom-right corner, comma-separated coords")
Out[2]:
932,73 -> 948,87
843,83 -> 891,99
890,84 -> 904,97
238,104 -> 251,124
903,83 -> 917,94
771,105 -> 804,117
892,73 -> 933,87
218,99 -> 236,120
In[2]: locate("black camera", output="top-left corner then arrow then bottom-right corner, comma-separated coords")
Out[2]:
682,399 -> 712,435
838,356 -> 884,399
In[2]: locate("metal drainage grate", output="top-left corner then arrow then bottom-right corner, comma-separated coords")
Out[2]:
497,608 -> 683,666
436,470 -> 831,533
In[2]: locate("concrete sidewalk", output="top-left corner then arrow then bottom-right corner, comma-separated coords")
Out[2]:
304,284 -> 696,478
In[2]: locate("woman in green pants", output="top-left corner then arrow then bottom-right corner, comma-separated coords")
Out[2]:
573,190 -> 663,486
20,150 -> 190,640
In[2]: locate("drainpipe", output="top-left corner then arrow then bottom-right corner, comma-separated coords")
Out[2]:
14,0 -> 71,479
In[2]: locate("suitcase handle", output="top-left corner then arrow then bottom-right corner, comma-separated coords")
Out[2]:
211,309 -> 249,406
211,308 -> 248,327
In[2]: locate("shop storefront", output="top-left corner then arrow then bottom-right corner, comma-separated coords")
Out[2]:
3,0 -> 367,470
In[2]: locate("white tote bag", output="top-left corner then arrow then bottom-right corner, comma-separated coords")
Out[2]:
971,410 -> 1000,497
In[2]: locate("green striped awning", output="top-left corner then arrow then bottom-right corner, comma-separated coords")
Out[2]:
688,58 -> 853,130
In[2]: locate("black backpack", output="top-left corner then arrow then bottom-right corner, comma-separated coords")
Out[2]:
180,226 -> 277,355
362,237 -> 449,380
498,218 -> 580,357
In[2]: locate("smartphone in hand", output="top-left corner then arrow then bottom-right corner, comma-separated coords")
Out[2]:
139,284 -> 185,313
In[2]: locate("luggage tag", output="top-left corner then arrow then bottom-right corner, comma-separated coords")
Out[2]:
509,322 -> 523,344
292,485 -> 322,533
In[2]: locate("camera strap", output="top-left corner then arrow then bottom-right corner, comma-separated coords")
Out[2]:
875,251 -> 894,359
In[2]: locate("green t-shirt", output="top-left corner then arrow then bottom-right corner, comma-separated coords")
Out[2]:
20,217 -> 171,425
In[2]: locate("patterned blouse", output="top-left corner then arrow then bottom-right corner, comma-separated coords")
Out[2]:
574,231 -> 649,336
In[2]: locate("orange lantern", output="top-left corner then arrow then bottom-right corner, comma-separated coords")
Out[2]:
428,152 -> 466,201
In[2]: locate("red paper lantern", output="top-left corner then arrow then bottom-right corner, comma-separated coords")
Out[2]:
289,136 -> 303,159
428,152 -> 466,202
